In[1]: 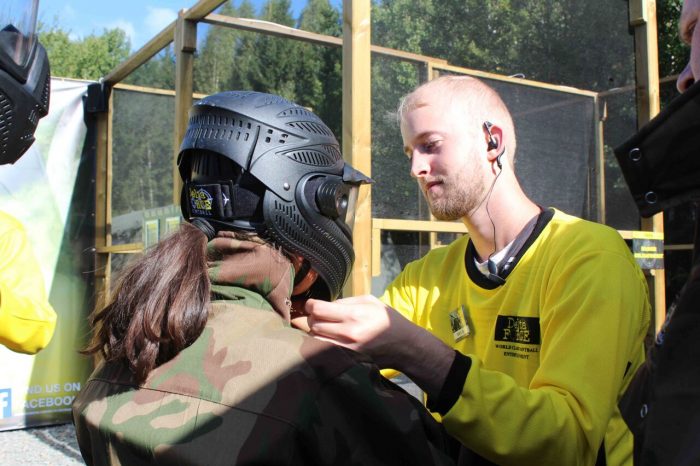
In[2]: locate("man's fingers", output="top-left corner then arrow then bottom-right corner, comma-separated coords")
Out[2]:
333,295 -> 377,305
307,320 -> 356,345
305,299 -> 347,322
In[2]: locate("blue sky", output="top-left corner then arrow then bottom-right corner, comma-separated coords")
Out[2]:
39,0 -> 341,51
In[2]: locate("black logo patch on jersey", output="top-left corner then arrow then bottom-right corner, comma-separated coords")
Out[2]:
495,316 -> 540,345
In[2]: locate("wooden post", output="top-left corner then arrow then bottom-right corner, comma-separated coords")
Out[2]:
94,89 -> 113,303
342,0 -> 372,296
173,11 -> 197,205
630,0 -> 666,332
594,96 -> 607,224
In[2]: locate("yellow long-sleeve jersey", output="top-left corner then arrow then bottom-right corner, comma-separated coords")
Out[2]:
382,208 -> 650,466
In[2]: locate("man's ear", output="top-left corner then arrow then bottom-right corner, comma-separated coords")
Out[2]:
483,121 -> 505,166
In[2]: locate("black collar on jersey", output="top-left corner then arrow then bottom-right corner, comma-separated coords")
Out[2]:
465,207 -> 554,289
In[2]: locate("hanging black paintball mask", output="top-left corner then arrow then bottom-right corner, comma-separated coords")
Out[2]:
0,0 -> 51,165
614,80 -> 700,217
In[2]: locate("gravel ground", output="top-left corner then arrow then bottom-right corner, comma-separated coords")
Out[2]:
0,423 -> 84,465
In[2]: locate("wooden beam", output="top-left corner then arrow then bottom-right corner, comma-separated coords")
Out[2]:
371,219 -> 468,277
173,12 -> 197,205
433,63 -> 598,97
630,0 -> 666,332
633,0 -> 661,119
103,0 -> 226,85
594,96 -> 607,223
103,23 -> 175,85
181,0 -> 227,20
95,243 -> 144,254
202,13 -> 447,66
113,82 -> 207,99
343,0 -> 372,297
204,13 -> 342,46
374,218 -> 468,233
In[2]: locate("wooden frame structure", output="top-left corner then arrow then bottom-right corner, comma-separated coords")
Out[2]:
94,0 -> 667,328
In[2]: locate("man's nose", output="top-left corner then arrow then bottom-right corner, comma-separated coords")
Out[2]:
677,63 -> 695,93
410,151 -> 430,178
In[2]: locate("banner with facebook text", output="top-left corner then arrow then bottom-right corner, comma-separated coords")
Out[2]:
0,78 -> 95,430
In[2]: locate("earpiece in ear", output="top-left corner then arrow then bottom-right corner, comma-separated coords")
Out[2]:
483,121 -> 498,151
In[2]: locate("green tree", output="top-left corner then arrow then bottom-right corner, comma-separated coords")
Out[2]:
658,0 -> 689,78
295,0 -> 342,137
125,45 -> 176,90
227,0 -> 263,91
194,1 -> 239,94
244,0 -> 299,99
39,24 -> 130,80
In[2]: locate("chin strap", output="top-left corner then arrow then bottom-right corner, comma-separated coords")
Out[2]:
190,218 -> 216,241
182,180 -> 262,223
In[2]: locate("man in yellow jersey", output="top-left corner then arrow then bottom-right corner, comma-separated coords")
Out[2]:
0,0 -> 56,354
617,1 -> 700,464
307,75 -> 651,465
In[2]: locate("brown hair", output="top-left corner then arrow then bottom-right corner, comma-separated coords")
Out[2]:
82,222 -> 211,384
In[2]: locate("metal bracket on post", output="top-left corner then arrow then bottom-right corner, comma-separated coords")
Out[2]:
85,82 -> 110,114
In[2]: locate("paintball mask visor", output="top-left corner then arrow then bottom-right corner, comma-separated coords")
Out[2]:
307,163 -> 372,235
0,0 -> 39,81
0,0 -> 49,165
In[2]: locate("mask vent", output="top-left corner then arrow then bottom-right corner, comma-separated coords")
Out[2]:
0,91 -> 12,157
286,121 -> 334,136
285,149 -> 337,167
184,113 -> 256,143
278,107 -> 317,118
257,95 -> 291,107
321,144 -> 343,162
263,127 -> 289,145
274,200 -> 310,239
39,73 -> 50,114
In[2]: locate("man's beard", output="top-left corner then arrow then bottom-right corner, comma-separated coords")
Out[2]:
424,171 -> 485,221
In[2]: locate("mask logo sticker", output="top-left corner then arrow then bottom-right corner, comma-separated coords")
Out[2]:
190,187 -> 213,216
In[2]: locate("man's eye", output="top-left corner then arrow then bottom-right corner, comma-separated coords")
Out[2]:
423,141 -> 439,153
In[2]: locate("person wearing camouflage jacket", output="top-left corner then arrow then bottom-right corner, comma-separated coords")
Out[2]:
72,91 -> 456,466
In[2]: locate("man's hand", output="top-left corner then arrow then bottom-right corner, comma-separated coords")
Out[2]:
305,295 -> 456,398
305,295 -> 411,368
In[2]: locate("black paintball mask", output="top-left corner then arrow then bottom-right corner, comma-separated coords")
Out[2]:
178,91 -> 372,302
0,0 -> 50,165
614,80 -> 700,217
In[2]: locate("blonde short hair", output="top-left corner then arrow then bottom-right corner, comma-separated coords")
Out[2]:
397,75 -> 518,163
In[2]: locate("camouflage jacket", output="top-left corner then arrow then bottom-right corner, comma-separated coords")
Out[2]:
73,237 -> 455,465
